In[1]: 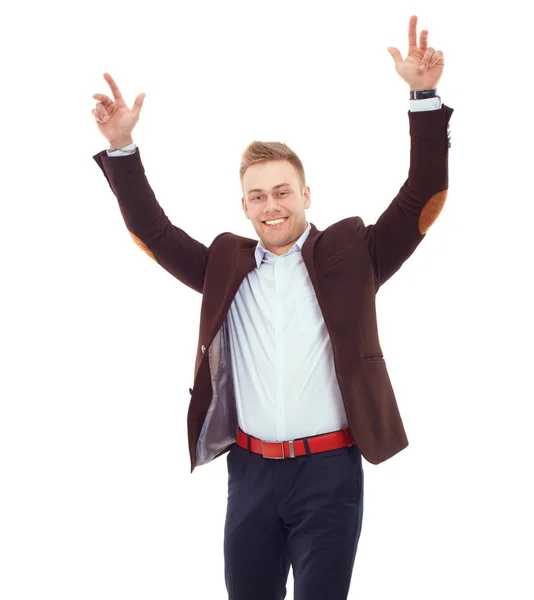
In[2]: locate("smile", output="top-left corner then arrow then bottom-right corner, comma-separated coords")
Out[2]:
263,217 -> 288,228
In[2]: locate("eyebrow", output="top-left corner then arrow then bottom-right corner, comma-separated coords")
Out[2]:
246,182 -> 291,195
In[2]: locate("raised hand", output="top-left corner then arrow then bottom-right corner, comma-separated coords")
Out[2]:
92,73 -> 146,147
387,15 -> 445,91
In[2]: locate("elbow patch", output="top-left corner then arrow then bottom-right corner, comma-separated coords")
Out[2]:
129,231 -> 157,262
419,190 -> 448,234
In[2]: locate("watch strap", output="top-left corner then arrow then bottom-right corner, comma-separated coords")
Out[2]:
410,88 -> 438,100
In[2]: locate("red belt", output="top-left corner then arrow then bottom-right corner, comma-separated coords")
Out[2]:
236,427 -> 354,459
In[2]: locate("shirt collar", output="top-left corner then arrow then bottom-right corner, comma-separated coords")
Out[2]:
254,222 -> 311,268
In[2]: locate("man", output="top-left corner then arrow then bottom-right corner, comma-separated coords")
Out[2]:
91,15 -> 452,600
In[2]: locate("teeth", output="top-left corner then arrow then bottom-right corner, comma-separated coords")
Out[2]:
265,218 -> 286,225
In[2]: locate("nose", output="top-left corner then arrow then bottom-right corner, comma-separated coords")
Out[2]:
263,194 -> 280,215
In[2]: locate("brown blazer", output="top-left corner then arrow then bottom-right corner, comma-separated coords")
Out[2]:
94,104 -> 453,472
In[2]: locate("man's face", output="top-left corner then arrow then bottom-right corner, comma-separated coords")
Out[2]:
241,160 -> 311,256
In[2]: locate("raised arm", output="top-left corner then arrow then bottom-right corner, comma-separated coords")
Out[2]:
367,15 -> 452,286
91,73 -> 209,294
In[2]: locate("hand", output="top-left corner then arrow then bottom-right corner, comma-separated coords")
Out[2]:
387,15 -> 445,91
92,73 -> 145,147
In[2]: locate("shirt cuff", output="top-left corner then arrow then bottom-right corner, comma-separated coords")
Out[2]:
106,142 -> 138,157
409,96 -> 442,112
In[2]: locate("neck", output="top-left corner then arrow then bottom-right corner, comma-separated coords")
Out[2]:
263,222 -> 308,256
267,240 -> 298,256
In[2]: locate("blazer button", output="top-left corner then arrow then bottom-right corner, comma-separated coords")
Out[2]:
201,345 -> 206,354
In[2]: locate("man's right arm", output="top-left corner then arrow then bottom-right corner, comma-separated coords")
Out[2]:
93,146 -> 209,294
91,73 -> 212,293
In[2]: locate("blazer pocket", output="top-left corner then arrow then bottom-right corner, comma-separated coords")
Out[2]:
323,246 -> 359,271
363,353 -> 384,362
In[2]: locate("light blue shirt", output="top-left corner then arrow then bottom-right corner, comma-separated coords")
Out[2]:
226,222 -> 349,441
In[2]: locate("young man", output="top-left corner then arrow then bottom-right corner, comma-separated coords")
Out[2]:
91,15 -> 452,600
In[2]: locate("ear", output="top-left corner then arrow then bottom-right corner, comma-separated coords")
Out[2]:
303,185 -> 311,208
241,196 -> 249,218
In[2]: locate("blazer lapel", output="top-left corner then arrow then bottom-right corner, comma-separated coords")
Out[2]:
214,246 -> 257,328
301,223 -> 321,287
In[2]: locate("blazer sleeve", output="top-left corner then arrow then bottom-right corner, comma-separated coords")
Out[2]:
93,148 -> 211,294
365,104 -> 454,287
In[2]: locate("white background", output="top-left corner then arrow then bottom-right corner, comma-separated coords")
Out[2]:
1,0 -> 533,598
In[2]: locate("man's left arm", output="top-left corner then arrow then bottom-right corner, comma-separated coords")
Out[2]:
365,15 -> 453,286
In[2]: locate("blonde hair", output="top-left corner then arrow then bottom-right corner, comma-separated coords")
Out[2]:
239,141 -> 306,189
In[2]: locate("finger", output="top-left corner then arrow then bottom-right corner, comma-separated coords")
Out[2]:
429,50 -> 445,68
103,72 -> 123,101
387,47 -> 404,67
408,15 -> 418,48
93,93 -> 114,107
131,93 -> 146,119
95,101 -> 110,121
419,29 -> 428,51
419,47 -> 435,71
92,108 -> 105,124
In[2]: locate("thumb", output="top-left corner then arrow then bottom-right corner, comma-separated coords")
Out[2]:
387,47 -> 403,67
132,93 -> 146,119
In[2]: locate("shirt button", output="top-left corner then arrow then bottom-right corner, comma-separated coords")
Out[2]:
201,345 -> 206,353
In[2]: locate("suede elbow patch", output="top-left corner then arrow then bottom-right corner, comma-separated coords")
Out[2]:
419,190 -> 448,234
129,231 -> 157,261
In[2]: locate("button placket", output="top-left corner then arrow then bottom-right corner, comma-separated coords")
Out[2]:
274,257 -> 287,441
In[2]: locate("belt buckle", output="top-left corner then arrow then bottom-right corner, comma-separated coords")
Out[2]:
261,440 -> 284,459
261,440 -> 296,459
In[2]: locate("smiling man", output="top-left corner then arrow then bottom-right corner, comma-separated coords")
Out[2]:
242,159 -> 311,255
91,14 -> 453,600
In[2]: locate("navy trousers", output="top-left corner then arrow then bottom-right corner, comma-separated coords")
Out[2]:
224,440 -> 364,600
